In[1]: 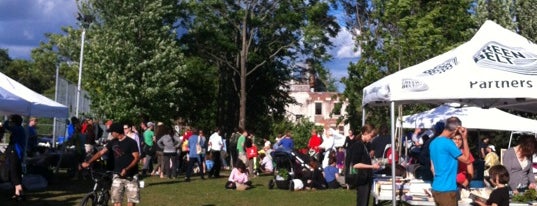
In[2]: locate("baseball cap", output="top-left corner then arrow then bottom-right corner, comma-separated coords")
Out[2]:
108,123 -> 125,134
488,145 -> 496,152
147,122 -> 155,127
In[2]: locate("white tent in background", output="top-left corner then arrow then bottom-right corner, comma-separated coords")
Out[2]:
1,71 -> 68,178
362,20 -> 537,204
398,104 -> 537,132
0,71 -> 68,118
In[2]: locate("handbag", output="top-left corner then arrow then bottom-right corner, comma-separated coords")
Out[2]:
246,146 -> 258,159
144,143 -> 156,156
196,141 -> 202,154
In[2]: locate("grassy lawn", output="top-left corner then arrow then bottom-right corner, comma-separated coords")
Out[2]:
2,172 -> 358,206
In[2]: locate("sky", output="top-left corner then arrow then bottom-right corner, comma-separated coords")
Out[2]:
0,0 -> 359,92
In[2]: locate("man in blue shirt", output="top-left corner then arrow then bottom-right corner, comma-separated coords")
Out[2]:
429,117 -> 471,206
278,130 -> 294,151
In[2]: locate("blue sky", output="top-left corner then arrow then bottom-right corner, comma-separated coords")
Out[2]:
0,0 -> 359,92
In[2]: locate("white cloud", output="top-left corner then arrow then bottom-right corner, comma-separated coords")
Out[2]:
329,27 -> 360,59
22,30 -> 34,40
0,0 -> 77,59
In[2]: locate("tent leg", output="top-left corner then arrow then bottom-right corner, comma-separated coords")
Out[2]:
362,107 -> 366,126
390,102 -> 396,205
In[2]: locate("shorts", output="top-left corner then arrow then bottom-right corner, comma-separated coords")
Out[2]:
111,175 -> 140,204
238,153 -> 247,164
432,190 -> 457,206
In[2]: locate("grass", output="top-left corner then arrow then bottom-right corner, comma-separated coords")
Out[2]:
2,171 -> 358,206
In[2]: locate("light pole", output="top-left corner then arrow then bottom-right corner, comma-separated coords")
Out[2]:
75,13 -> 93,117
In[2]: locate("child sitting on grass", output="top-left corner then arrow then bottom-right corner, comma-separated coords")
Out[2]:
225,160 -> 252,190
475,165 -> 509,206
205,152 -> 214,173
258,152 -> 273,175
323,157 -> 347,189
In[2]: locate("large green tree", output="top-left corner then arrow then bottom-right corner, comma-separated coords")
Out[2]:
0,48 -> 56,95
0,49 -> 10,71
515,0 -> 537,42
337,0 -> 476,130
475,0 -> 515,30
180,0 -> 340,133
73,0 -> 189,122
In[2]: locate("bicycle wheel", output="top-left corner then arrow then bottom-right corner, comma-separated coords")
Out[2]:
81,192 -> 97,206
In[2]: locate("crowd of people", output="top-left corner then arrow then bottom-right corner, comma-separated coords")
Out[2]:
2,113 -> 537,206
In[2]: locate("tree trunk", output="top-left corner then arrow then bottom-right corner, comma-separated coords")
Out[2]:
239,17 -> 248,130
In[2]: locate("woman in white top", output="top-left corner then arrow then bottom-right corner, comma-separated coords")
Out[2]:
318,129 -> 335,168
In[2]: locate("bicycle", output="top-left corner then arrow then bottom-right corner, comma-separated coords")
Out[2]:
80,168 -> 113,206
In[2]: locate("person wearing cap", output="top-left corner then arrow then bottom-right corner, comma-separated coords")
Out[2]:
141,121 -> 155,177
429,117 -> 472,206
484,145 -> 500,181
82,122 -> 140,206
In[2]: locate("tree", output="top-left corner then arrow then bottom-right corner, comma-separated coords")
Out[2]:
337,0 -> 476,129
0,49 -> 11,72
180,0 -> 340,131
475,0 -> 515,30
515,0 -> 537,42
75,0 -> 189,122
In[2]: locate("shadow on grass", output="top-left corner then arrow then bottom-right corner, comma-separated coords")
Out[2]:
144,179 -> 182,187
1,172 -> 92,206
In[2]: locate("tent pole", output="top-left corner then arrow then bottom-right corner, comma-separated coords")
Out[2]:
23,114 -> 30,175
397,105 -> 403,158
362,107 -> 366,126
53,64 -> 59,148
390,102 -> 396,205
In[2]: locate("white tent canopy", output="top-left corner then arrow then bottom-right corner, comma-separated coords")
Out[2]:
0,71 -> 68,118
363,20 -> 537,113
362,20 -> 537,204
398,104 -> 537,132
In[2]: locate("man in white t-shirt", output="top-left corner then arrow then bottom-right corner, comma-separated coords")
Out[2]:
208,128 -> 223,178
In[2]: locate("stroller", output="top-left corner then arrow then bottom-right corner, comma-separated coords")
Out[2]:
268,149 -> 315,190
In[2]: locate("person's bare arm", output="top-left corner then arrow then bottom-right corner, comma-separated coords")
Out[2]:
457,127 -> 471,164
121,151 -> 140,177
354,163 -> 380,170
81,147 -> 108,168
430,160 -> 435,176
467,163 -> 474,180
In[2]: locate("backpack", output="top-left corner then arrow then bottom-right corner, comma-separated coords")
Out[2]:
230,132 -> 240,145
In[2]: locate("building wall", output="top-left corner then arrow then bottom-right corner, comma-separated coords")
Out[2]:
286,84 -> 350,136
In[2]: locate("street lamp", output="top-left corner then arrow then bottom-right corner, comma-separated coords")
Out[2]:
75,13 -> 93,117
